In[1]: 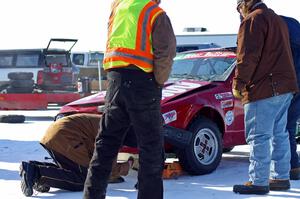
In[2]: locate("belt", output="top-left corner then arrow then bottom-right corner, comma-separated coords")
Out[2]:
108,65 -> 143,72
124,65 -> 142,70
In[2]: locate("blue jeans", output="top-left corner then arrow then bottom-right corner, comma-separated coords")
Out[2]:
287,93 -> 300,169
244,93 -> 293,186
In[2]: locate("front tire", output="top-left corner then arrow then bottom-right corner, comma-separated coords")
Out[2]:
177,116 -> 223,175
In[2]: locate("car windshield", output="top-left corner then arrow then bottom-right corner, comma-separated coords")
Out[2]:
46,54 -> 68,67
16,54 -> 40,67
170,51 -> 236,81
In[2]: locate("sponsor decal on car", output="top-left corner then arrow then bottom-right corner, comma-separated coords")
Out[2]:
175,51 -> 236,60
225,110 -> 234,126
220,99 -> 234,109
214,92 -> 233,100
163,110 -> 177,124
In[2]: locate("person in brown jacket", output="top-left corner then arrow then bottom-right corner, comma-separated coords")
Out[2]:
19,113 -> 136,197
232,0 -> 299,195
82,1 -> 176,199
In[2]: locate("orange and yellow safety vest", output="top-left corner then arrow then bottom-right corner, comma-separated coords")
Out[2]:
103,0 -> 164,72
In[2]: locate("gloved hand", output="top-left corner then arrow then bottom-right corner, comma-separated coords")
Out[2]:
232,88 -> 243,99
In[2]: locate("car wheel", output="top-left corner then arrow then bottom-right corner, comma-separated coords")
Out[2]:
177,116 -> 222,175
0,115 -> 25,123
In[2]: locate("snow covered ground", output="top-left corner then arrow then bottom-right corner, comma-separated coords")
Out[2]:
0,109 -> 299,199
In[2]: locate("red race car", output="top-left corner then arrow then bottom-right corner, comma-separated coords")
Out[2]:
55,47 -> 246,175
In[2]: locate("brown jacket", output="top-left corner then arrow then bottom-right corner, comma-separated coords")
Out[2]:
233,3 -> 298,104
152,12 -> 177,85
40,113 -> 101,167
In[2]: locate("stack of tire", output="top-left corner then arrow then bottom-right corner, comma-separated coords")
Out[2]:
7,72 -> 34,93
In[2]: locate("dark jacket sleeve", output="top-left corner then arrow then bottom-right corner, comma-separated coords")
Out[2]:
282,16 -> 300,88
286,17 -> 300,46
152,12 -> 176,85
233,14 -> 267,91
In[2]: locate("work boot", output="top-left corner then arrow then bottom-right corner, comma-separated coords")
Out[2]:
290,167 -> 300,180
33,182 -> 50,193
118,156 -> 134,176
269,179 -> 290,191
19,161 -> 38,197
233,181 -> 269,195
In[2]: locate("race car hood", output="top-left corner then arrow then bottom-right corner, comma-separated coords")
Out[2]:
161,79 -> 211,104
67,91 -> 107,106
62,79 -> 212,110
58,91 -> 106,115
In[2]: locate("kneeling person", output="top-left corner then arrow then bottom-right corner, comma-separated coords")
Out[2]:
20,113 -> 135,197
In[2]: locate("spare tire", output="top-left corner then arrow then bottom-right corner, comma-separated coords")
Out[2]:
0,83 -> 9,91
0,115 -> 25,123
10,80 -> 34,88
8,72 -> 33,80
6,86 -> 34,93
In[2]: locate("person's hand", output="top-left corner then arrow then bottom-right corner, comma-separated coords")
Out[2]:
232,88 -> 243,99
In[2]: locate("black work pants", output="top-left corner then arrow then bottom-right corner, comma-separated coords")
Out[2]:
83,68 -> 165,199
33,147 -> 87,191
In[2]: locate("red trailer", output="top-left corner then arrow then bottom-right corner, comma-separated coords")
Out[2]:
0,92 -> 90,110
0,38 -> 93,110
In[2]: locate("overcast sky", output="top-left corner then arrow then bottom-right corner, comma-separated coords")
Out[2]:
0,0 -> 299,51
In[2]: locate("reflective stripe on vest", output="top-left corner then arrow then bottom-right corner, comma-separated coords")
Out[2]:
103,0 -> 164,72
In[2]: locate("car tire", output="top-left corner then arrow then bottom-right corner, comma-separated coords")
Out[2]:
0,83 -> 9,91
6,86 -> 34,93
40,84 -> 62,91
10,80 -> 34,88
8,72 -> 34,80
0,115 -> 25,123
177,116 -> 222,175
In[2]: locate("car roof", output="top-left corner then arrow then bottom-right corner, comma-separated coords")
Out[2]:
176,46 -> 237,55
